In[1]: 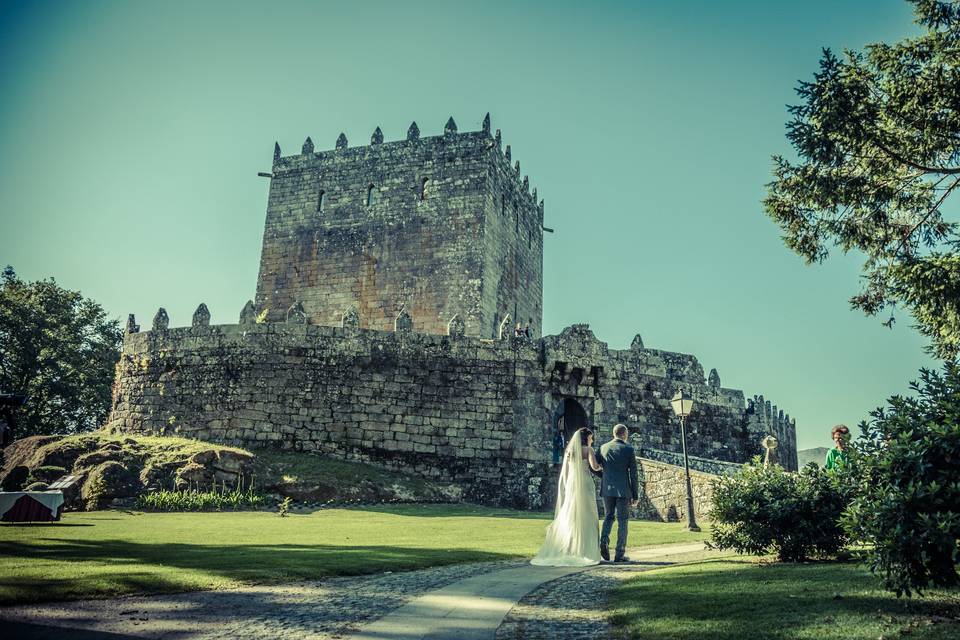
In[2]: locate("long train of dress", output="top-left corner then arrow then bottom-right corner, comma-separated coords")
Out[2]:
531,437 -> 601,566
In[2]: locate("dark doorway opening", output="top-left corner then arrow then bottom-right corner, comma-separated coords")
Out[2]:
555,397 -> 588,445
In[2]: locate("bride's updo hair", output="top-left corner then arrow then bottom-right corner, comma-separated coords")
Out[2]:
578,428 -> 593,446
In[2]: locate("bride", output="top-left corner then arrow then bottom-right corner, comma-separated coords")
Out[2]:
531,427 -> 603,566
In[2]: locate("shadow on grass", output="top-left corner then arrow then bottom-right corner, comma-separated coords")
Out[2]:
1,523 -> 94,528
610,560 -> 960,640
339,503 -> 553,519
0,539 -> 515,605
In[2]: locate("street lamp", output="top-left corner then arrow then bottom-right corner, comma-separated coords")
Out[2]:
670,389 -> 701,532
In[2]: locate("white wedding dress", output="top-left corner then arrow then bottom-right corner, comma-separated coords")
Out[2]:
530,434 -> 601,566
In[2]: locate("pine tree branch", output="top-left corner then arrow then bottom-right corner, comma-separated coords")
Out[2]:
873,138 -> 960,175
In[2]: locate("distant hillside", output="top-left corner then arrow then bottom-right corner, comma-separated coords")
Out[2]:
798,447 -> 830,468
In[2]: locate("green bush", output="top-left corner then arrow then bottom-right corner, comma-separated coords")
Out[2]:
137,479 -> 264,512
0,465 -> 29,491
842,365 -> 960,596
707,460 -> 852,561
27,465 -> 67,485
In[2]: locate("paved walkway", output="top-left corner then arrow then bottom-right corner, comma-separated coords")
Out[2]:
348,542 -> 706,640
0,542 -> 707,640
496,542 -> 710,640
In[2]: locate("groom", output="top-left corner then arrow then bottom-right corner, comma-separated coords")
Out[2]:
598,424 -> 639,562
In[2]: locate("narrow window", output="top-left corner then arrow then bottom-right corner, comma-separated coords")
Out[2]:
528,228 -> 532,248
317,190 -> 325,213
420,177 -> 430,201
501,195 -> 506,217
366,184 -> 376,206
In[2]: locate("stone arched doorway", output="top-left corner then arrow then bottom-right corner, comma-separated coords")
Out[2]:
554,397 -> 589,445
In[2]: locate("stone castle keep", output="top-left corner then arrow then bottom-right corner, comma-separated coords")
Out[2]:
107,114 -> 798,511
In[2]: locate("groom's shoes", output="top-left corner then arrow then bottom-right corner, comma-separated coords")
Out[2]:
614,555 -> 630,563
600,543 -> 610,562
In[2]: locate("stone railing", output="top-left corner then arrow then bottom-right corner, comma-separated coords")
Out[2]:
639,447 -> 744,476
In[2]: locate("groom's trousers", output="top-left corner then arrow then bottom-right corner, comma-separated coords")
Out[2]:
600,496 -> 630,557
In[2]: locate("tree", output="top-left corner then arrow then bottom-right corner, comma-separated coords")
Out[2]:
0,266 -> 122,438
764,0 -> 960,359
842,364 -> 960,596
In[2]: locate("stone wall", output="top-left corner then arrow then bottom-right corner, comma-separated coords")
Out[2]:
636,458 -> 721,522
109,322 -> 551,507
108,318 -> 796,508
255,115 -> 543,340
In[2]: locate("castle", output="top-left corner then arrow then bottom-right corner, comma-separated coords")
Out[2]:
106,114 -> 797,511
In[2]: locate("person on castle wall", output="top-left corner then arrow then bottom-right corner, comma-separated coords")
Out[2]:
825,424 -> 851,471
599,423 -> 640,562
524,322 -> 531,338
514,322 -> 524,338
531,427 -> 604,566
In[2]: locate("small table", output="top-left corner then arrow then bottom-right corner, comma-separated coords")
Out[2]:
0,491 -> 65,523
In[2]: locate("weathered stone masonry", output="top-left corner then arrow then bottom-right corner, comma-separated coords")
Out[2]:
256,116 -> 542,339
108,114 -> 798,510
108,320 -> 797,509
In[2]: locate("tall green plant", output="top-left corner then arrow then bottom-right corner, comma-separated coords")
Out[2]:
137,478 -> 264,512
842,364 -> 960,596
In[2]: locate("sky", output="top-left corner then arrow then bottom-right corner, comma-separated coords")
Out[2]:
0,0 -> 936,450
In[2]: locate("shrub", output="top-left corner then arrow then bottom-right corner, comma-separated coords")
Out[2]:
0,465 -> 29,491
708,460 -> 852,562
136,478 -> 264,512
27,465 -> 67,485
842,365 -> 960,596
81,461 -> 139,509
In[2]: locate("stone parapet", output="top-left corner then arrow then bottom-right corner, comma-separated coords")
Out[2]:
636,457 -> 719,522
638,447 -> 744,476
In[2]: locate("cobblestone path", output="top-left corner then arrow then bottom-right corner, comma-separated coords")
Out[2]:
1,543 -> 712,639
0,560 -> 523,639
496,543 -> 711,640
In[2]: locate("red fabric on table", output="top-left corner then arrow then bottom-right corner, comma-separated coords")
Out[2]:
0,495 -> 62,522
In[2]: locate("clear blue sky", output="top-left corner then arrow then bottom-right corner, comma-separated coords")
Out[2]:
0,0 -> 933,450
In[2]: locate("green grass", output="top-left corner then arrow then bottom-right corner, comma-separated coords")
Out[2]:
251,448 -> 451,497
0,505 -> 706,604
612,557 -> 960,640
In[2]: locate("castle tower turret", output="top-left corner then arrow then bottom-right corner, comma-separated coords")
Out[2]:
254,115 -> 544,338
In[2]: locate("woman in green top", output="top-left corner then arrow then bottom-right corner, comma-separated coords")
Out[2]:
825,424 -> 850,470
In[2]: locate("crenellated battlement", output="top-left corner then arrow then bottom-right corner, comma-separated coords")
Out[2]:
270,114 -> 544,217
255,113 -> 545,341
115,307 -> 798,483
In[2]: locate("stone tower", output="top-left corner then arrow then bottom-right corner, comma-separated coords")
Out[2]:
254,114 -> 544,338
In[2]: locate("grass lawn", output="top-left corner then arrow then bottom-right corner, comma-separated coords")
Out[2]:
612,557 -> 960,640
0,505 -> 707,605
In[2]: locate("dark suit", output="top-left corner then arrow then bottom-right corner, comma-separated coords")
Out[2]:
599,438 -> 639,559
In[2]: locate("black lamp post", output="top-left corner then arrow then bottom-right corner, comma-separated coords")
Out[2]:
670,389 -> 700,532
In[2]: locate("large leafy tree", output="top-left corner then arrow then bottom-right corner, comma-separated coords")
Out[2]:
0,266 -> 122,438
764,0 -> 960,359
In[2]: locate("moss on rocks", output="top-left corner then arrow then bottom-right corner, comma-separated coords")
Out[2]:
26,465 -> 67,485
81,461 -> 140,509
